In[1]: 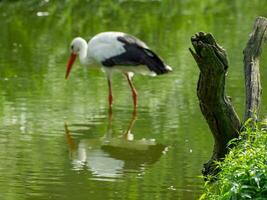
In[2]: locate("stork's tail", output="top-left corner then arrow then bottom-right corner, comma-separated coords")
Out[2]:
142,48 -> 173,75
165,65 -> 173,72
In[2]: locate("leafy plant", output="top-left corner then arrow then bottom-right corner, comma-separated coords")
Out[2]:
201,121 -> 267,199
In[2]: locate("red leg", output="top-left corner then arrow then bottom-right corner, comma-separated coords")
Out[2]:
108,78 -> 113,109
125,73 -> 138,109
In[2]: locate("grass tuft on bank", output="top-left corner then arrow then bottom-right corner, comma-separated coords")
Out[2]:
200,120 -> 267,200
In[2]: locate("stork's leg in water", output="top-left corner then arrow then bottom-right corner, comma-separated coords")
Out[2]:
124,73 -> 138,111
107,78 -> 113,112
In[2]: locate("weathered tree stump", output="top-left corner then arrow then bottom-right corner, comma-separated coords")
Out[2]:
189,16 -> 267,177
189,33 -> 241,176
243,17 -> 267,122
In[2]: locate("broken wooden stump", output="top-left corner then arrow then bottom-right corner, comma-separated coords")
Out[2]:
189,16 -> 267,177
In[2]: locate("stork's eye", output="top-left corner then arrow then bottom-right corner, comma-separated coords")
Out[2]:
71,45 -> 74,50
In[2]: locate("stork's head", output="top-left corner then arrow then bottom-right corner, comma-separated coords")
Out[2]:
65,37 -> 86,79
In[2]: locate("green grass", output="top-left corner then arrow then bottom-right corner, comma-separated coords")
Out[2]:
200,120 -> 267,200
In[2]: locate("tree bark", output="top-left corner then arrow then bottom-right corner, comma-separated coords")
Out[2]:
189,16 -> 267,177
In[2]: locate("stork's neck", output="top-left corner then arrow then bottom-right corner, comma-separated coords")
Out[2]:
78,40 -> 89,66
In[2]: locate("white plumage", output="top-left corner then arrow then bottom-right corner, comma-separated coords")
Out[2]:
88,32 -> 127,62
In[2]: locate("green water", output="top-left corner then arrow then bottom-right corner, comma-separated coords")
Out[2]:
0,1 -> 267,200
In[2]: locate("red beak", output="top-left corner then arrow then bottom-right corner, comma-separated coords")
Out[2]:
65,53 -> 77,79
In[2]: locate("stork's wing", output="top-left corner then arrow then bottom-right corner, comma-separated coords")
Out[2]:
102,34 -> 169,75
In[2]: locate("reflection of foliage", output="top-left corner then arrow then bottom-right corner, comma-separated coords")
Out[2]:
0,0 -> 266,89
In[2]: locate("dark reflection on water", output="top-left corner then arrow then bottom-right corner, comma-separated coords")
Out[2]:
65,111 -> 167,181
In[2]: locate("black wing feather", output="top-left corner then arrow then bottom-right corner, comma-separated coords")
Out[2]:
101,34 -> 170,75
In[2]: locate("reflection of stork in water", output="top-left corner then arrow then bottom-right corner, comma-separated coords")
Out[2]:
64,111 -> 167,179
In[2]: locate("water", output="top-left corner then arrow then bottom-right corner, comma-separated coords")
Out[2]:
0,1 -> 267,199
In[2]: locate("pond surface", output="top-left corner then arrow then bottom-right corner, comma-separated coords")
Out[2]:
0,1 -> 267,200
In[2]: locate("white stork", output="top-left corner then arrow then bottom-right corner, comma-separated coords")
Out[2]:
65,32 -> 172,110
